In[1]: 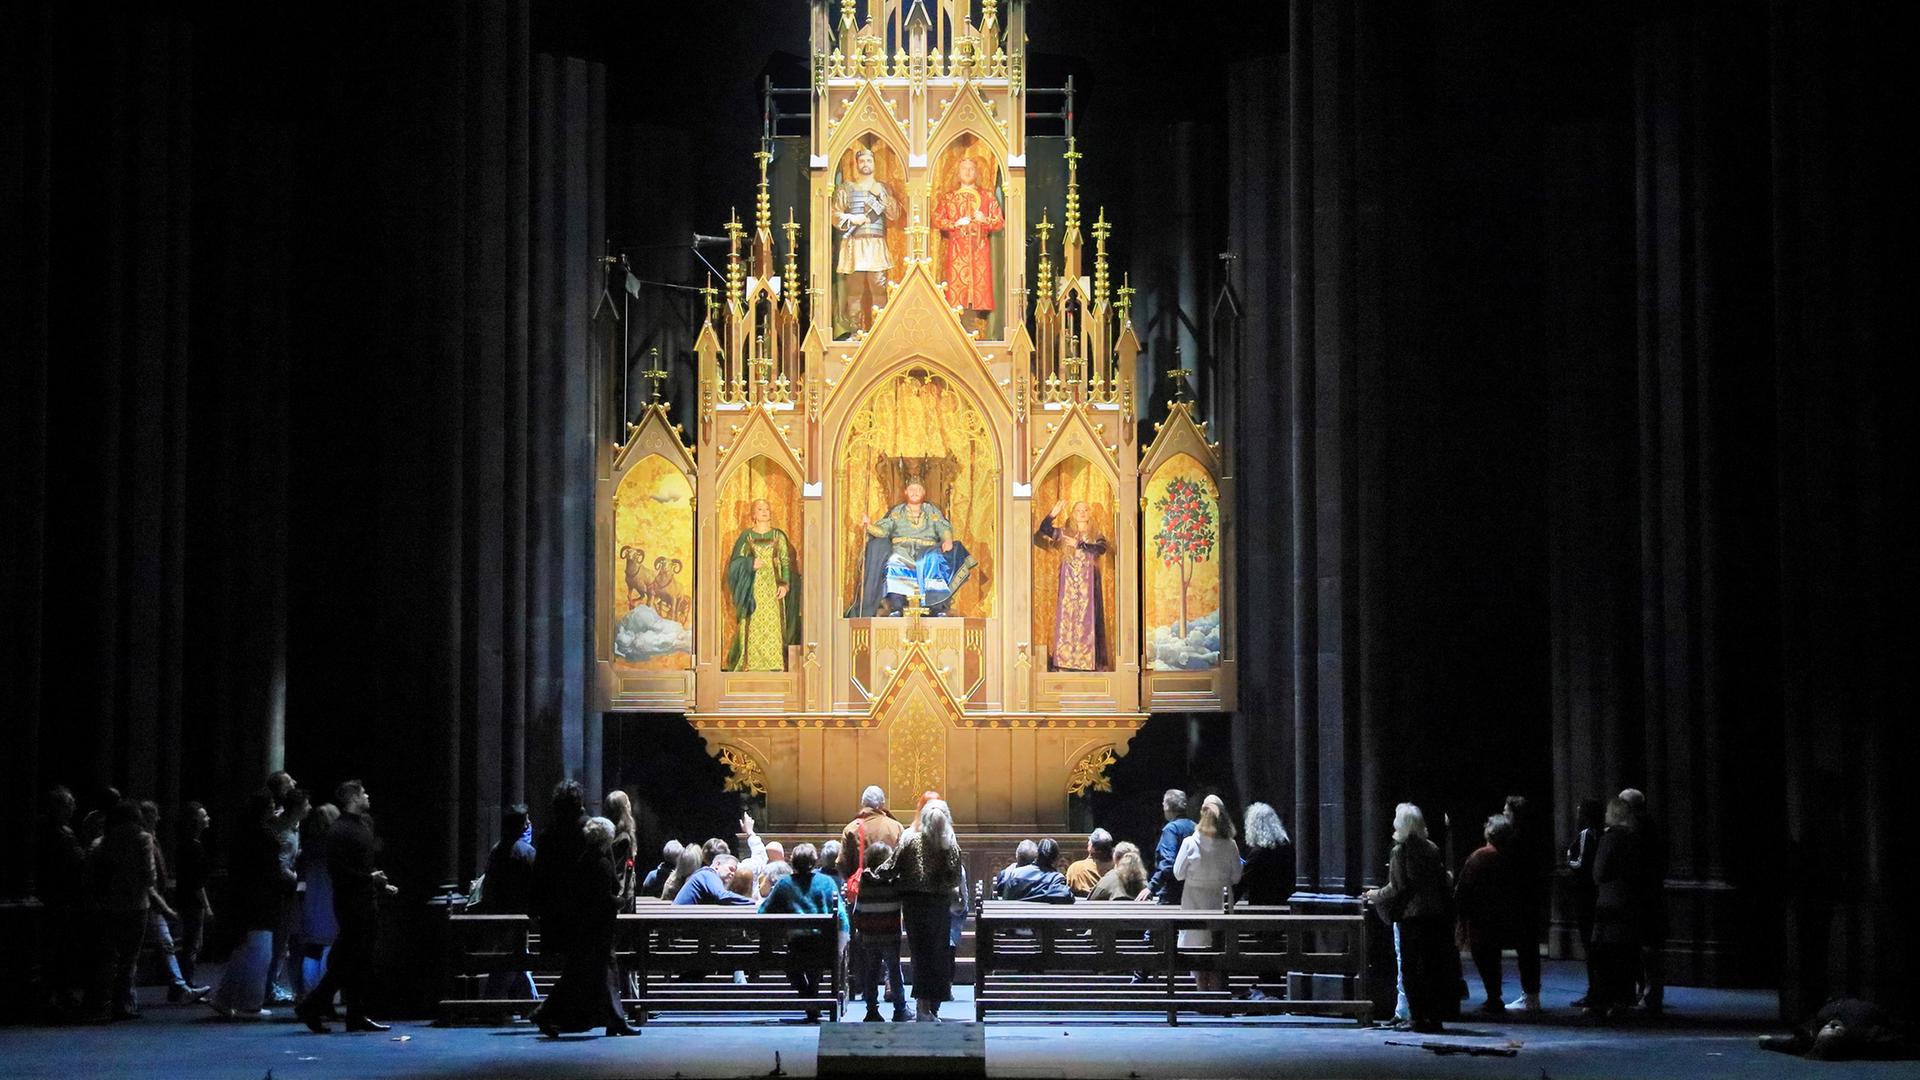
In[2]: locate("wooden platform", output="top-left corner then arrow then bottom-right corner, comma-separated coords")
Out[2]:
817,1021 -> 987,1078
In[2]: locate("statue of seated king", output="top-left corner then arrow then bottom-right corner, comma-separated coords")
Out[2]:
847,480 -> 977,617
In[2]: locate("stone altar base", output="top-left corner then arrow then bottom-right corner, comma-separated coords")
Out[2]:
817,1021 -> 987,1078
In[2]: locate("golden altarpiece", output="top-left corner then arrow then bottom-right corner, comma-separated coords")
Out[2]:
595,0 -> 1235,843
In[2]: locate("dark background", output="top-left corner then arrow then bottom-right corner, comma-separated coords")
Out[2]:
3,0 -> 1909,1020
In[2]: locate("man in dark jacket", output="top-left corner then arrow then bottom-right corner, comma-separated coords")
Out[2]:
296,781 -> 395,1032
999,838 -> 1075,903
1142,789 -> 1196,902
533,780 -> 590,952
35,786 -> 86,1016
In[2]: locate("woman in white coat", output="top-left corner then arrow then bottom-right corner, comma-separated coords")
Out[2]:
1172,794 -> 1243,992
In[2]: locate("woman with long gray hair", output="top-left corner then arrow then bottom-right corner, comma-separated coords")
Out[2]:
884,799 -> 965,1021
1364,803 -> 1454,1033
1238,802 -> 1295,906
1236,801 -> 1295,1001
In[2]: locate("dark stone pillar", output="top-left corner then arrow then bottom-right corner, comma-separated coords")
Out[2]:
1767,0 -> 1913,1021
1225,53 -> 1288,826
1226,0 -> 1394,896
1627,3 -> 1781,987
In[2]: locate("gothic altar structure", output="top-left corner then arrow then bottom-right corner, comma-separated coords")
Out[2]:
594,0 -> 1236,841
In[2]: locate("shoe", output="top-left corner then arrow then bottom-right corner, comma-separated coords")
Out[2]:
1411,1019 -> 1445,1034
1507,992 -> 1542,1013
805,1009 -> 821,1023
604,1021 -> 639,1036
265,991 -> 294,1006
344,1015 -> 390,1032
294,1002 -> 331,1034
538,1021 -> 561,1039
1569,995 -> 1590,1008
863,1009 -> 883,1022
1380,1016 -> 1413,1031
1472,999 -> 1507,1016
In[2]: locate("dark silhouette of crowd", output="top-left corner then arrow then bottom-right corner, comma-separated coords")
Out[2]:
23,767 -> 1728,1038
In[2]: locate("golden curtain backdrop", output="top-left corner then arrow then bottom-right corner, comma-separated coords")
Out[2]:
839,368 -> 999,618
717,455 -> 802,664
1031,456 -> 1117,669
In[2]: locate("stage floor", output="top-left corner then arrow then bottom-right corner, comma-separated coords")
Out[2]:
0,961 -> 1907,1080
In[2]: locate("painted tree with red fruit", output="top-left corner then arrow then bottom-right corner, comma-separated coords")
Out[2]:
1151,476 -> 1216,640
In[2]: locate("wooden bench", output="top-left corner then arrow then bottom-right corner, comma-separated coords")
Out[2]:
973,900 -> 1371,1024
439,907 -> 844,1025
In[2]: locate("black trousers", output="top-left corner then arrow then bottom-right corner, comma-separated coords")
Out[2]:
306,908 -> 377,1017
1469,939 -> 1541,1001
1397,915 -> 1455,1028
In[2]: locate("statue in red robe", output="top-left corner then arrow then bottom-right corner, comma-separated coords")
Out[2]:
932,156 -> 1004,325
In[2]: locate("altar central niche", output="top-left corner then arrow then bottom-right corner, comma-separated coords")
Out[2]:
840,367 -> 998,620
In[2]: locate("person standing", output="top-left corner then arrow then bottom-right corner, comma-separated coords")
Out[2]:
1364,803 -> 1454,1034
1588,796 -> 1646,1020
173,801 -> 214,993
1236,802 -> 1295,1001
1455,814 -> 1541,1015
1619,788 -> 1667,1015
35,787 -> 87,1017
136,801 -> 208,1004
1172,796 -> 1243,993
1237,802 -> 1295,905
603,791 -> 638,913
264,788 -> 309,1006
837,786 -> 904,882
885,800 -> 965,1021
473,804 -> 537,1001
208,792 -> 283,1020
1565,797 -> 1604,1008
295,781 -> 396,1033
532,817 -> 637,1038
1141,789 -> 1196,902
294,803 -> 340,1004
849,839 -> 908,1022
85,801 -> 155,1020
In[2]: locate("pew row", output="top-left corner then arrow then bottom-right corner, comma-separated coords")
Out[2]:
972,901 -> 1371,1024
438,907 -> 844,1025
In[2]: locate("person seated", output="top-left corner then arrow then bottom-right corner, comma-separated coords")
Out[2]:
672,853 -> 756,905
993,839 -> 1038,898
1088,841 -> 1148,900
763,860 -> 793,891
758,843 -> 848,1022
1065,828 -> 1115,897
700,837 -> 732,865
658,842 -> 702,900
818,840 -> 845,891
848,481 -> 977,617
640,839 -> 682,898
998,838 -> 1074,903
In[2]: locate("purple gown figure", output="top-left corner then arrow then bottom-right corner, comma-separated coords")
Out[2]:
1034,500 -> 1109,671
